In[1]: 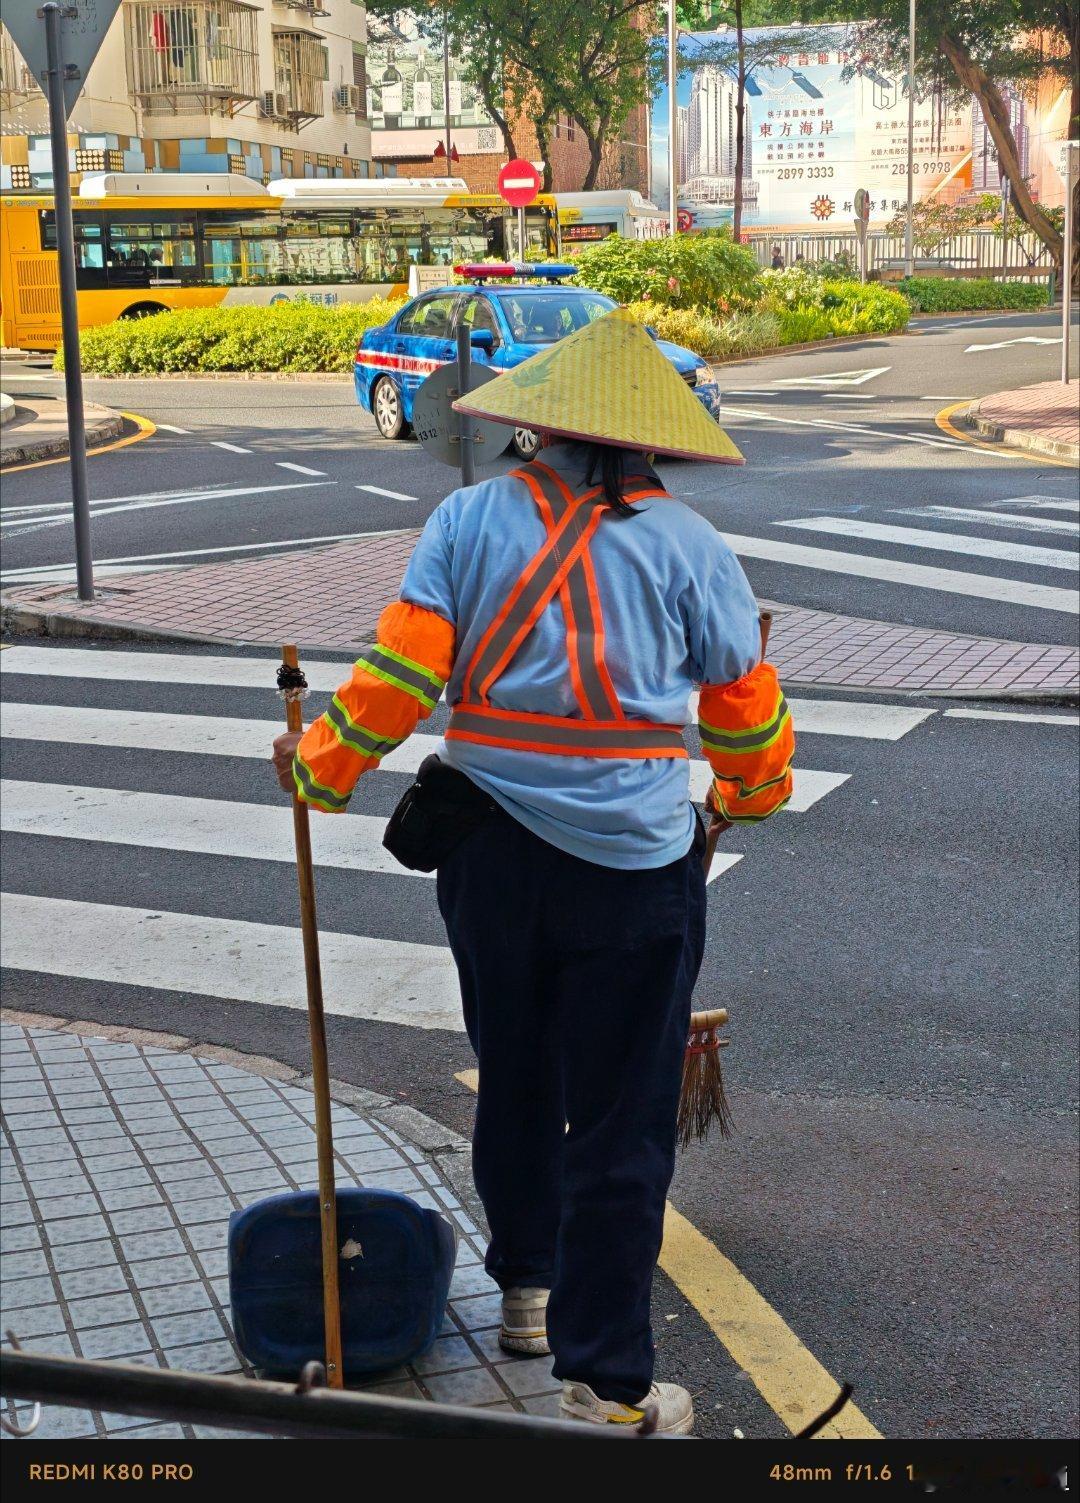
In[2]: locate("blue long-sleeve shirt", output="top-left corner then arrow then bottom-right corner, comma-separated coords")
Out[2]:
397,442 -> 761,869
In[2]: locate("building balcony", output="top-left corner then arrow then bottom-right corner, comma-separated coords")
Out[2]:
125,0 -> 260,117
270,28 -> 328,126
0,25 -> 44,109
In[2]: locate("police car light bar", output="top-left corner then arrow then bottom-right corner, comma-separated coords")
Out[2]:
453,263 -> 577,284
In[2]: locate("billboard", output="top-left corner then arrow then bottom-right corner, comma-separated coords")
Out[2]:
652,24 -> 1071,231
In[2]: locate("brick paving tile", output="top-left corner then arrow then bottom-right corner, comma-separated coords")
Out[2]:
972,380 -> 1079,455
4,534 -> 1075,697
0,1020 -> 578,1441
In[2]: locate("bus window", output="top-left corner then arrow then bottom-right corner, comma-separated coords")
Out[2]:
426,211 -> 488,269
200,212 -> 285,286
105,216 -> 197,287
282,214 -> 360,285
39,211 -> 108,287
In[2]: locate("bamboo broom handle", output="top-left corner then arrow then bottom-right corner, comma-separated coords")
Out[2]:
282,644 -> 344,1391
702,610 -> 774,878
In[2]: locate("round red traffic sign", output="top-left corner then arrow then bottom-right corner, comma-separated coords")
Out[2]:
497,159 -> 542,208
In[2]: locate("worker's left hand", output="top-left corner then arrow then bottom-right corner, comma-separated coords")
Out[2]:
272,732 -> 303,793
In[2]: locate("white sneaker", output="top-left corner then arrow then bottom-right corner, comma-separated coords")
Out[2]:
499,1287 -> 551,1355
560,1379 -> 694,1435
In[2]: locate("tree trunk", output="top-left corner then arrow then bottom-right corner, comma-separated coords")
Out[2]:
579,108 -> 610,191
733,0 -> 746,244
535,115 -> 554,192
939,32 -> 1064,269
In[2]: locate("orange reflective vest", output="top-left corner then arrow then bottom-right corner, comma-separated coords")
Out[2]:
444,462 -> 690,762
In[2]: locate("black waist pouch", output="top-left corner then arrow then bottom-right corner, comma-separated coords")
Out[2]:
382,754 -> 498,872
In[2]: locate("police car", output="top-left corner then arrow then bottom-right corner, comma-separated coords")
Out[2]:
354,263 -> 723,460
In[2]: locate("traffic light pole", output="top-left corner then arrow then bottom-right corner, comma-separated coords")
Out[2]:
43,1 -> 94,601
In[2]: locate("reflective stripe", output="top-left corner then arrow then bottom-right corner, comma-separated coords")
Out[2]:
325,696 -> 402,761
516,464 -> 619,720
448,705 -> 686,759
717,766 -> 793,798
293,754 -> 351,811
358,644 -> 445,709
715,793 -> 792,824
699,696 -> 791,754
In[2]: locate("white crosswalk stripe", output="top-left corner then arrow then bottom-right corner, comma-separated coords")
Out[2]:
0,646 -> 930,1030
777,516 -> 1078,572
900,506 -> 1079,538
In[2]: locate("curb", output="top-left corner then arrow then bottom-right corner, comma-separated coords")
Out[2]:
0,392 -> 17,427
0,408 -> 125,468
0,1004 -> 488,1235
3,595 -> 1075,704
965,403 -> 1079,462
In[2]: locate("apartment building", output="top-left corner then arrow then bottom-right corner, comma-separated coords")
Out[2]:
0,1 -> 373,190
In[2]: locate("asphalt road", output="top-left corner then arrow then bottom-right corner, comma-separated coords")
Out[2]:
1,307 -> 1077,1442
2,306 -> 1078,647
1,640 -> 1077,1440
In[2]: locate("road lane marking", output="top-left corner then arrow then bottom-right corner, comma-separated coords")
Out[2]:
0,702 -> 846,814
0,528 -> 407,581
155,424 -> 191,434
771,366 -> 890,387
0,481 -> 334,537
777,515 -> 1078,571
0,410 -> 156,473
986,495 -> 1079,514
357,484 -> 419,501
900,506 -> 1078,537
934,401 -> 1073,469
277,462 -> 326,476
943,708 -> 1079,726
715,529 -> 1078,613
0,779 -> 432,879
452,1068 -> 879,1438
212,441 -> 252,454
718,404 -> 982,457
965,336 -> 1061,352
0,648 -> 930,741
0,892 -> 462,1033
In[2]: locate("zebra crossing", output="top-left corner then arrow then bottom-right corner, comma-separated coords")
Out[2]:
766,494 -> 1079,616
0,644 -> 937,1034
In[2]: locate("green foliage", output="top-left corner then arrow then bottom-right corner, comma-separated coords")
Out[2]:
884,196 -> 1066,254
811,248 -> 859,278
758,268 -> 910,333
569,232 -> 760,310
59,299 -> 404,375
896,277 -> 1051,312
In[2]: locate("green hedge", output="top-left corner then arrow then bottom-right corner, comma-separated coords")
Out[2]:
568,231 -> 760,311
896,277 -> 1050,313
60,298 -> 403,375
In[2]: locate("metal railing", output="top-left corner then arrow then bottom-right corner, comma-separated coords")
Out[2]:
125,0 -> 261,116
746,226 -> 1055,280
1,1349 -> 671,1441
272,29 -> 328,123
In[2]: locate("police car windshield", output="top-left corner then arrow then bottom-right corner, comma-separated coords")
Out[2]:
497,290 -> 616,344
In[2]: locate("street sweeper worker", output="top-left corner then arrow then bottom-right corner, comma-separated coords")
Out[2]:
272,308 -> 794,1434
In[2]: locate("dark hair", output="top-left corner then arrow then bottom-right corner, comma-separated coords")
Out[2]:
583,443 -> 638,519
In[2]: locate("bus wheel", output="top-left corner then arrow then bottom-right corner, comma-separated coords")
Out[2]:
120,302 -> 168,320
373,377 -> 408,440
512,427 -> 541,461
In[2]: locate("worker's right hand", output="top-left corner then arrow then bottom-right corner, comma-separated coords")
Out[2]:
272,732 -> 303,793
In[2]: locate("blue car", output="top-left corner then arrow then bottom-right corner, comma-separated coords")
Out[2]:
354,271 -> 722,461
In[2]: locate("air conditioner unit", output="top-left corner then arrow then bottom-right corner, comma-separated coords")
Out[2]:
333,84 -> 360,112
260,89 -> 290,118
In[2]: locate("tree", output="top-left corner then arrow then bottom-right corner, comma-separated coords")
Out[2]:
367,1 -> 661,192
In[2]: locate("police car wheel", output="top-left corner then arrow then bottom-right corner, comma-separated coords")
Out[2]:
373,377 -> 407,440
512,427 -> 541,460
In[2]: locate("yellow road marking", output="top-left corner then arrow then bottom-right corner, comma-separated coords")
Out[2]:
453,1067 -> 880,1438
2,410 -> 157,474
935,399 -> 1072,468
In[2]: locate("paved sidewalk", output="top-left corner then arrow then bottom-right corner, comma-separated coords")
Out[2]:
967,380 -> 1079,461
0,395 -> 125,469
0,1013 -> 562,1441
2,533 -> 1077,699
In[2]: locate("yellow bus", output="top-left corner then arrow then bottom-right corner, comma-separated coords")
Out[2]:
0,172 -> 561,351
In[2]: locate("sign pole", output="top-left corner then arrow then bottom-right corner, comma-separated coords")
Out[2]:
667,0 -> 677,239
1062,144 -> 1076,387
903,0 -> 916,279
517,204 -> 527,261
42,1 -> 94,602
455,325 -> 475,487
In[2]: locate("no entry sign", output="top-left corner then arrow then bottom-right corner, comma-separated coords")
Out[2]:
498,159 -> 542,208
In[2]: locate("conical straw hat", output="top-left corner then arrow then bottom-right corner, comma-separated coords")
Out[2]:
453,307 -> 743,465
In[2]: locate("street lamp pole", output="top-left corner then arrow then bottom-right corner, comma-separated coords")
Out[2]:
442,6 -> 452,165
668,0 -> 678,238
904,0 -> 916,277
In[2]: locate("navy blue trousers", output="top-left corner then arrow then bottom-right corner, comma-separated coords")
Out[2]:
436,805 -> 707,1404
